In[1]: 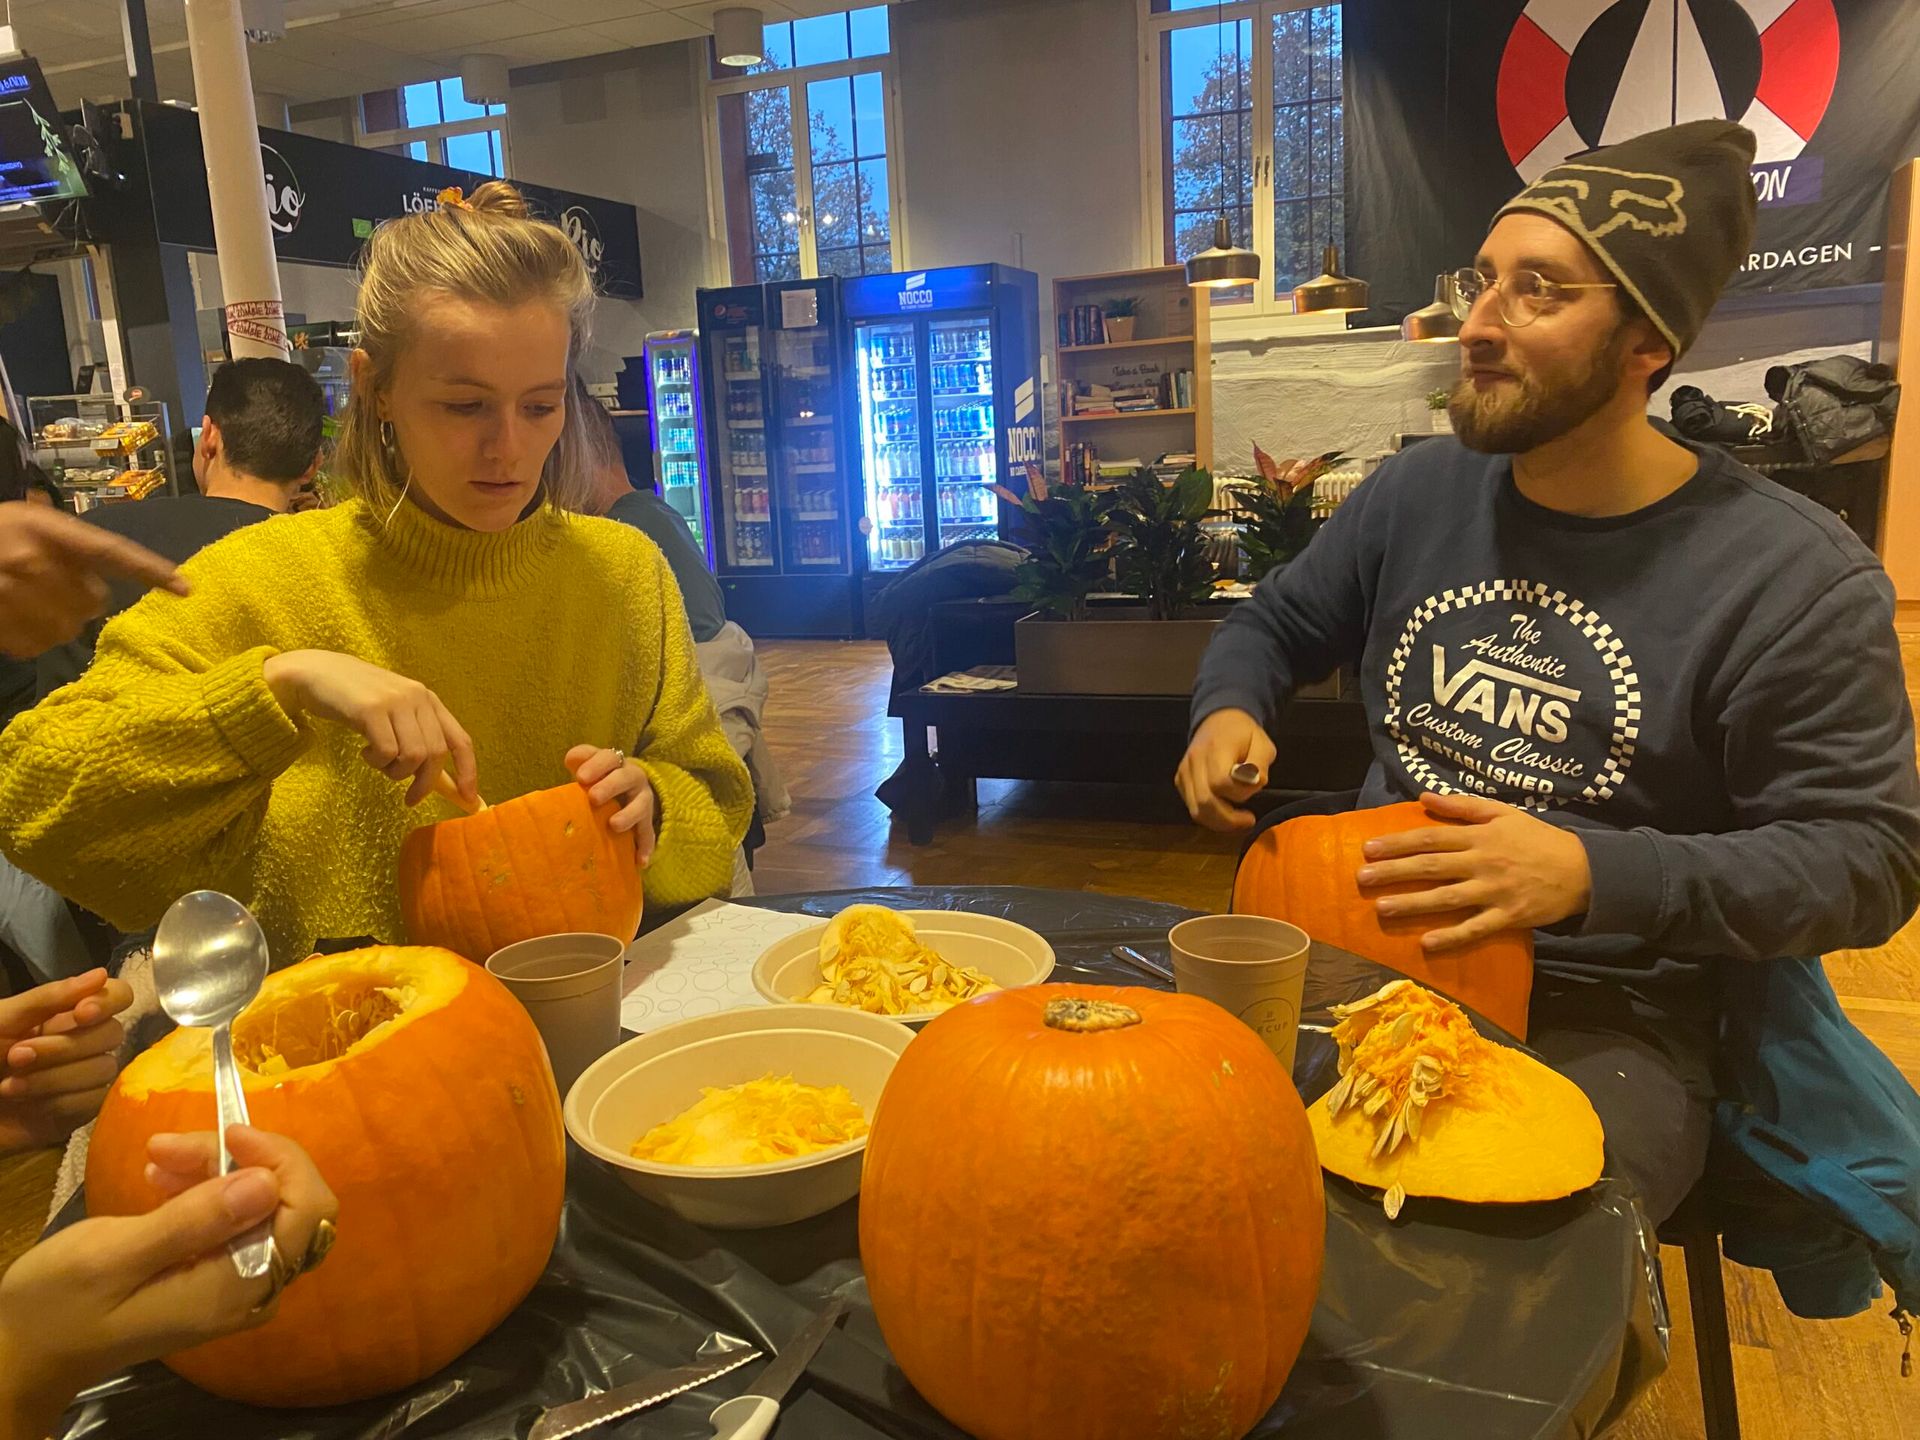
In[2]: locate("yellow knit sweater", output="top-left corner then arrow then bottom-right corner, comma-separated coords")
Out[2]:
0,498 -> 752,963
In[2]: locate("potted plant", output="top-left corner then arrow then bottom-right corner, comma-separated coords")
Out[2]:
1234,443 -> 1321,582
1103,296 -> 1141,344
1426,387 -> 1453,433
1110,464 -> 1218,620
991,465 -> 1118,623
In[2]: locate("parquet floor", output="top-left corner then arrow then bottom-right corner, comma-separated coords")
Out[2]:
749,637 -> 1920,1440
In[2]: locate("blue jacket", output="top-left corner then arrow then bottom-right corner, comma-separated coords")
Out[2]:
1714,954 -> 1918,1367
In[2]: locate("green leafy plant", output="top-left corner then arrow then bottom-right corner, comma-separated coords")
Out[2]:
992,466 -> 1118,622
1103,296 -> 1141,318
1110,465 -> 1219,621
1425,387 -> 1450,412
1236,443 -> 1330,581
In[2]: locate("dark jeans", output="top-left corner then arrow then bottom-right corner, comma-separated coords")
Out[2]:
1247,790 -> 1714,1227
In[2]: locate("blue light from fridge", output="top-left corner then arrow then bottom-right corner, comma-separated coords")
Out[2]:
843,264 -> 996,318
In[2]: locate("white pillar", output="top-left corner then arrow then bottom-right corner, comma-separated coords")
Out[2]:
184,0 -> 286,359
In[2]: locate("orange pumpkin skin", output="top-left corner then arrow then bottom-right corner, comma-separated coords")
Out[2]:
398,781 -> 642,963
860,985 -> 1323,1440
1233,801 -> 1534,1039
85,947 -> 565,1408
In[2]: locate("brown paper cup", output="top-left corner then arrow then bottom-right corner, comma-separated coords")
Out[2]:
1168,915 -> 1312,1075
485,933 -> 627,1100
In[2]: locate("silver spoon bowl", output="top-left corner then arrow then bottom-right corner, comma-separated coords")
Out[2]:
152,890 -> 275,1279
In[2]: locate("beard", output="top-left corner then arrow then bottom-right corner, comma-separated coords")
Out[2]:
1449,328 -> 1630,454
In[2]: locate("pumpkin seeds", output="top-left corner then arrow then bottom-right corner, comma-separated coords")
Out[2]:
1383,1183 -> 1407,1220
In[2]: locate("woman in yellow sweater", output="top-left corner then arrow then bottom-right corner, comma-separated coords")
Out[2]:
0,183 -> 752,963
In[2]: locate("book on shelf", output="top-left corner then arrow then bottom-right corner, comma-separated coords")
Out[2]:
1062,304 -> 1111,348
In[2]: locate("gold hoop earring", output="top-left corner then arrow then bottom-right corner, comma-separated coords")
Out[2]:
379,419 -> 396,450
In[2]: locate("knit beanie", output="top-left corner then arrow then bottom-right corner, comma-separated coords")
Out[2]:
1494,120 -> 1757,362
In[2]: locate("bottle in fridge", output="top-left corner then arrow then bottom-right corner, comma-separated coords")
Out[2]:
844,265 -> 1042,582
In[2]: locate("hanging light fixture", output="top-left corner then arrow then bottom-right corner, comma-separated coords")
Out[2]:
1292,244 -> 1370,314
241,0 -> 286,44
1399,273 -> 1461,343
1188,0 -> 1260,291
714,7 -> 766,68
460,55 -> 510,106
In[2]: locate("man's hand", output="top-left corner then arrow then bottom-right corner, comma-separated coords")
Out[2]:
1355,792 -> 1591,951
0,502 -> 186,658
1175,708 -> 1278,831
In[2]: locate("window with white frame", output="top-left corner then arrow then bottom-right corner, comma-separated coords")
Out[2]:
710,6 -> 901,283
361,78 -> 508,178
1146,0 -> 1343,313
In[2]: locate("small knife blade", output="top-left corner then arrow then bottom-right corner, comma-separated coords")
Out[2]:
743,1294 -> 850,1403
530,1349 -> 762,1440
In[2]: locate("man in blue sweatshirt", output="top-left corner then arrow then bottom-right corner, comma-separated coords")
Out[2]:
1180,120 -> 1920,1226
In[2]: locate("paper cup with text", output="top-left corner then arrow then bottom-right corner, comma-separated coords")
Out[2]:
1168,915 -> 1312,1077
485,933 -> 627,1102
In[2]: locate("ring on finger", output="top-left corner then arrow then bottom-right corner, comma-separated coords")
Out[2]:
247,1218 -> 338,1315
611,748 -> 626,769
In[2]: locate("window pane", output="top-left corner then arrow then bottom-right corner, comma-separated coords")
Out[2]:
751,170 -> 799,258
852,71 -> 886,159
812,162 -> 858,249
1158,0 -> 1231,9
407,140 -> 427,161
490,129 -> 503,175
443,130 -> 487,175
1271,6 -> 1343,300
402,81 -> 441,127
849,5 -> 889,57
816,246 -> 863,279
858,157 -> 890,245
862,243 -> 892,275
793,12 -> 850,67
720,85 -> 802,286
486,101 -> 506,117
754,21 -> 793,72
440,76 -> 486,123
757,251 -> 801,283
808,76 -> 854,163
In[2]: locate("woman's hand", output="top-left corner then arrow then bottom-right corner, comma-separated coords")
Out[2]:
566,745 -> 655,868
264,650 -> 478,807
0,968 -> 135,1156
0,1125 -> 337,1437
0,502 -> 186,659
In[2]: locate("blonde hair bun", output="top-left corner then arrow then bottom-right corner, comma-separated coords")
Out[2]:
461,180 -> 533,219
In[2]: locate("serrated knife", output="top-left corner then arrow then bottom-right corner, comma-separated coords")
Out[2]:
529,1346 -> 762,1440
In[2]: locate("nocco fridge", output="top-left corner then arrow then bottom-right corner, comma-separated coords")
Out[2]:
641,329 -> 712,561
694,279 -> 859,638
842,264 -> 1042,581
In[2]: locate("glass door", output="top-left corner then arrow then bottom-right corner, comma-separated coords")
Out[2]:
855,318 -> 924,573
928,313 -> 997,549
708,325 -> 775,571
769,319 -> 846,573
646,335 -> 708,556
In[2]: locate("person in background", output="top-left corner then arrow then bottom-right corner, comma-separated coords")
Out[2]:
35,357 -> 326,699
0,1123 -> 337,1438
0,182 -> 751,964
1176,121 -> 1920,1228
577,378 -> 727,644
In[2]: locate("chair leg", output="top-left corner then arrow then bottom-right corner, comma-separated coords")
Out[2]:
1680,1229 -> 1742,1440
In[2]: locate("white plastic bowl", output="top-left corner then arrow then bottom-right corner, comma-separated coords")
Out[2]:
752,908 -> 1056,1028
564,1003 -> 912,1229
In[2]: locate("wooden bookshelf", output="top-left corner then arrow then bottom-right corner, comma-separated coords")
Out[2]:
1053,266 -> 1211,482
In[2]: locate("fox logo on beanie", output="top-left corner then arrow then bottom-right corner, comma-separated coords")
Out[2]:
1495,120 -> 1757,363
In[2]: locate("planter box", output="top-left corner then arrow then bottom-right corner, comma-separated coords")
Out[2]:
1014,610 -> 1219,696
1014,609 -> 1347,699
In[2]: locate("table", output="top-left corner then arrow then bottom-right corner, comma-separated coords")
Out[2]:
46,888 -> 1662,1440
890,691 -> 1373,844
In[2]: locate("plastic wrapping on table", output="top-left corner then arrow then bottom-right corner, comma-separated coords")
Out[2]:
50,886 -> 1665,1440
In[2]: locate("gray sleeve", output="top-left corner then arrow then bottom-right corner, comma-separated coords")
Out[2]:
1189,475 -> 1376,735
1578,567 -> 1920,958
611,495 -> 728,643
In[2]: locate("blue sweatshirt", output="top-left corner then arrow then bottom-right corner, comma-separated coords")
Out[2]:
1193,438 -> 1920,1016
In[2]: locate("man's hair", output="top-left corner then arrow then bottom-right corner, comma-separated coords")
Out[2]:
204,358 -> 326,483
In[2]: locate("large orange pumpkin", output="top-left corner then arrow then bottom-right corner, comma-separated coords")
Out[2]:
1234,800 -> 1534,1038
398,781 -> 642,963
86,946 -> 566,1407
860,985 -> 1324,1440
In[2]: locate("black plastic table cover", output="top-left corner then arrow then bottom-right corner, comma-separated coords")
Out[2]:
52,886 -> 1667,1440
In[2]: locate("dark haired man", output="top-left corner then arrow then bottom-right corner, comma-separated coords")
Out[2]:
1177,121 -> 1920,1228
36,357 -> 325,696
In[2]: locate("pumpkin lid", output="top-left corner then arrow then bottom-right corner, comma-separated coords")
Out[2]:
120,945 -> 474,1097
1307,980 -> 1604,1216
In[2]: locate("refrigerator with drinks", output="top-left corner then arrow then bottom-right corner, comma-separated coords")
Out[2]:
842,265 -> 1042,581
694,279 -> 859,637
641,329 -> 712,560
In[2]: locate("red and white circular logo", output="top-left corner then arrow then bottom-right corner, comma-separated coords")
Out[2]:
1496,0 -> 1839,181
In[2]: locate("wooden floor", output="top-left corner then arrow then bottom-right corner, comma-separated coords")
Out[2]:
751,637 -> 1920,1440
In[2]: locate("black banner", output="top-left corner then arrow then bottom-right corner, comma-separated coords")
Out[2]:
135,101 -> 642,297
1346,0 -> 1920,317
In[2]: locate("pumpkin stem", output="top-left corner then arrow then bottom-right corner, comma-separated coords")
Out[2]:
1044,997 -> 1143,1032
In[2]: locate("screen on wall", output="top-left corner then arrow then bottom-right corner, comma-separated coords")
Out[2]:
0,56 -> 86,207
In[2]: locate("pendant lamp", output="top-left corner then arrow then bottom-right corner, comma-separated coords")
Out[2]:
714,7 -> 766,67
1399,273 -> 1460,343
1292,244 -> 1370,314
1187,214 -> 1262,289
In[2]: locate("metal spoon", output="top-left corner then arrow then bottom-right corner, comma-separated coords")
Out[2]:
152,890 -> 275,1279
